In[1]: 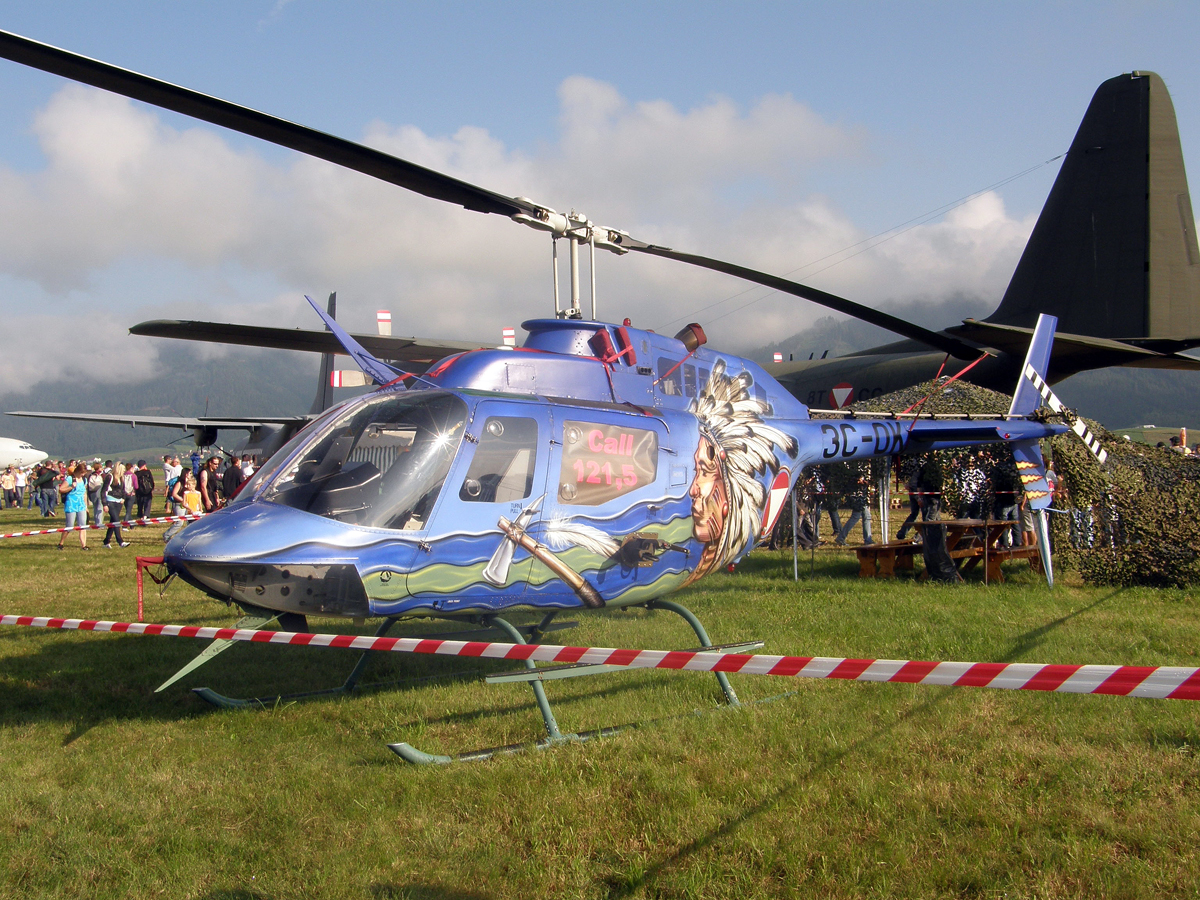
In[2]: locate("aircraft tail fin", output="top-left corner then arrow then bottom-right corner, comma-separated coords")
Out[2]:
1007,313 -> 1057,417
1005,313 -> 1061,588
309,292 -> 337,415
988,72 -> 1200,341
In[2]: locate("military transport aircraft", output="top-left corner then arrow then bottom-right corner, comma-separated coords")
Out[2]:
770,71 -> 1200,409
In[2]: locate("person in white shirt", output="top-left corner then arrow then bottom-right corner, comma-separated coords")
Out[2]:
163,455 -> 183,512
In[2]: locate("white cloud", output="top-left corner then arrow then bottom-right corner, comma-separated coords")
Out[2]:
0,78 -> 1036,394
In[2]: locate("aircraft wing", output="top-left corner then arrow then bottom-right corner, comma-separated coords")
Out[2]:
948,320 -> 1200,374
130,320 -> 495,368
5,411 -> 310,431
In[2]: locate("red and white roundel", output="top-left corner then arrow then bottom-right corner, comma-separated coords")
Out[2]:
760,469 -> 792,534
829,383 -> 854,408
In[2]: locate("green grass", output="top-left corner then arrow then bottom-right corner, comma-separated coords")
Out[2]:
1,506 -> 1199,898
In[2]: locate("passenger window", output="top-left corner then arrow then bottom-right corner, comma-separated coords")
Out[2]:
558,420 -> 659,506
460,417 -> 539,503
683,364 -> 697,398
656,357 -> 682,396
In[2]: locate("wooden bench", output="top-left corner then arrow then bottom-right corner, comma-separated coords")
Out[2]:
855,539 -> 918,578
961,545 -> 1042,583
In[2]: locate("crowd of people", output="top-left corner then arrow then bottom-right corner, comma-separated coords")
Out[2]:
1,451 -> 258,549
780,448 -> 1046,552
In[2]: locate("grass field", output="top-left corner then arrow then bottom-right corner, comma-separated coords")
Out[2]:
1,506 -> 1198,899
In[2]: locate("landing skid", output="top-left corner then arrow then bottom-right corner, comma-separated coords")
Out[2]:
185,614 -> 579,709
391,599 -> 760,764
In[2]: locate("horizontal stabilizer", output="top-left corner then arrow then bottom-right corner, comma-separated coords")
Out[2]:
949,319 -> 1200,377
903,418 -> 1066,450
130,319 -> 494,370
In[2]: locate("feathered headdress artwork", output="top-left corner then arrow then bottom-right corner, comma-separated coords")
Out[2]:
690,359 -> 798,570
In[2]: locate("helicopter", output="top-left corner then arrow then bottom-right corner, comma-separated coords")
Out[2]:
0,30 -> 1091,757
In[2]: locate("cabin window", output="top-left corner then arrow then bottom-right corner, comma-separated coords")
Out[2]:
683,364 -> 697,398
459,417 -> 538,503
558,420 -> 658,506
656,358 -> 682,396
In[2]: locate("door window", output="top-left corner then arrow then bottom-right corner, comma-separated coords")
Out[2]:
459,417 -> 539,503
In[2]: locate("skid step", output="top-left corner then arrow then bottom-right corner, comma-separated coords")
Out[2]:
484,640 -> 764,684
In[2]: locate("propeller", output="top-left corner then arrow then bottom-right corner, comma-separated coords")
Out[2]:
0,29 -> 984,359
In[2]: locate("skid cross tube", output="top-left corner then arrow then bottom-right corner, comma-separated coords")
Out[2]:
194,616 -> 398,709
390,612 -> 585,765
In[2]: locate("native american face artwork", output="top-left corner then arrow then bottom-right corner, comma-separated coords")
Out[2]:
690,437 -> 728,545
684,360 -> 798,585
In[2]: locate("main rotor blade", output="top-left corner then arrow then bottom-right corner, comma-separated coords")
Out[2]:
619,239 -> 982,360
0,30 -> 533,218
0,29 -> 984,357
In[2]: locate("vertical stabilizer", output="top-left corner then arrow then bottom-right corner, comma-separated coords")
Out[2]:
988,72 -> 1200,340
309,292 -> 337,415
1147,73 -> 1200,337
1008,313 -> 1057,417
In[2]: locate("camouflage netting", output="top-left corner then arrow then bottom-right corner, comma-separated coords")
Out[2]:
810,374 -> 1200,587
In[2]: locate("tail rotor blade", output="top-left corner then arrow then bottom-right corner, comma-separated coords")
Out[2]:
1021,363 -> 1108,464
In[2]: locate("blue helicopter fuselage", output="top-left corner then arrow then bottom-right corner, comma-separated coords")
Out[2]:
165,319 -> 1064,619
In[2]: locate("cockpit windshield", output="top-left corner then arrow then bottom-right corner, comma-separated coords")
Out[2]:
259,391 -> 467,530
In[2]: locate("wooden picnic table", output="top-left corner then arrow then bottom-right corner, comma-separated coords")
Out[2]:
911,518 -> 1041,583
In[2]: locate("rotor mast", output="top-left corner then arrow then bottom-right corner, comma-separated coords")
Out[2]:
511,199 -> 629,320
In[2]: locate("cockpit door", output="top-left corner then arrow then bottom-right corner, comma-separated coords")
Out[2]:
410,399 -> 550,611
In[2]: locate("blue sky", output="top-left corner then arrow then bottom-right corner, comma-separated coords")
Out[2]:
0,1 -> 1196,391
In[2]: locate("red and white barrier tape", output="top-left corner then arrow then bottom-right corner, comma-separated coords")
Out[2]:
0,514 -> 204,539
3,615 -> 1198,701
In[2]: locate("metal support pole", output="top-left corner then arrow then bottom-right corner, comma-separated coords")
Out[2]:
589,235 -> 597,321
569,236 -> 581,315
791,486 -> 799,582
647,599 -> 740,706
880,474 -> 890,542
551,238 -> 560,317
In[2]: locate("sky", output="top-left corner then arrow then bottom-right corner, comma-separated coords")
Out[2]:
0,1 -> 1197,396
